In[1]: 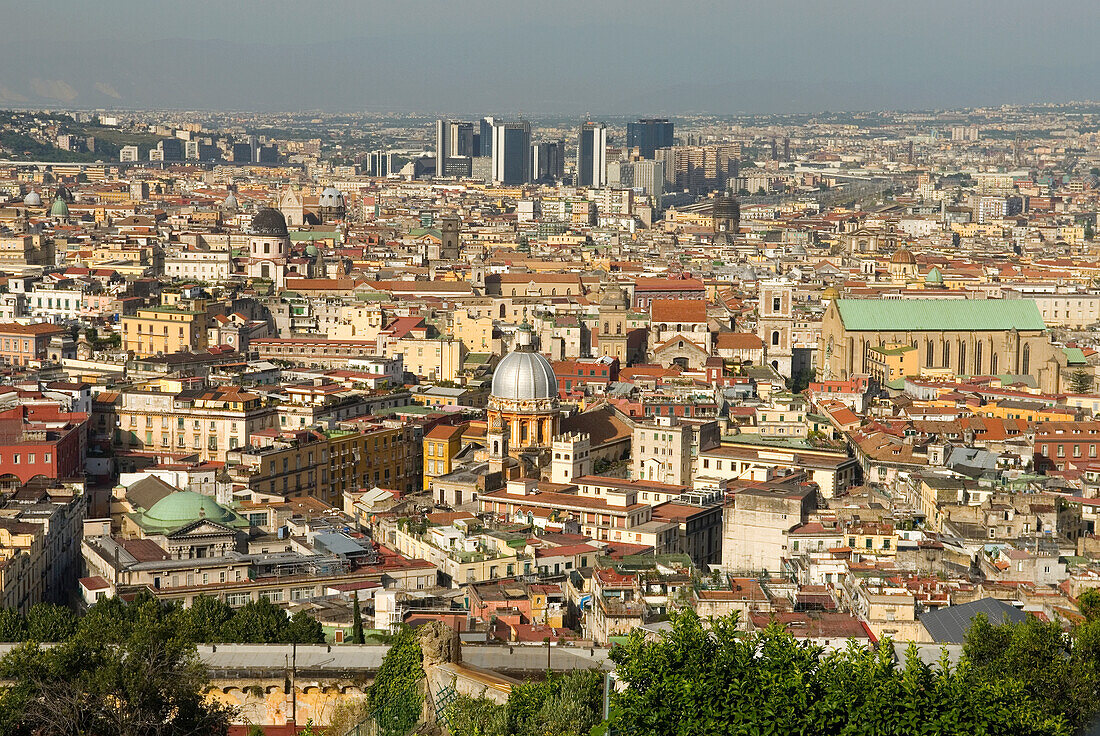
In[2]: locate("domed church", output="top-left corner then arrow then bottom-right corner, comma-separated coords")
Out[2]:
486,323 -> 559,460
245,207 -> 291,288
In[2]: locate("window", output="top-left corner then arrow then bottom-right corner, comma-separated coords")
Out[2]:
226,592 -> 250,607
771,331 -> 780,346
1022,343 -> 1030,375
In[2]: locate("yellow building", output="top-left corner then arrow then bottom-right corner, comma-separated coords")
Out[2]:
865,343 -> 919,384
845,522 -> 898,557
329,421 -> 420,498
113,384 -> 274,462
0,519 -> 44,614
449,308 -> 498,354
122,305 -> 208,358
390,337 -> 466,382
423,424 -> 465,491
978,402 -> 1076,423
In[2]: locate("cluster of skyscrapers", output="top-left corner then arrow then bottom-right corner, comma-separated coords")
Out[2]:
434,117 -> 675,189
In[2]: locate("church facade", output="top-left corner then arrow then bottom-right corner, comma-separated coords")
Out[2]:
819,298 -> 1066,393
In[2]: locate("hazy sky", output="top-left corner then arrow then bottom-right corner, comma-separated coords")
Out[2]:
2,0 -> 1099,114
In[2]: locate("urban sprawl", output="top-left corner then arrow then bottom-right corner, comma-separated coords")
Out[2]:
1,104 -> 1100,727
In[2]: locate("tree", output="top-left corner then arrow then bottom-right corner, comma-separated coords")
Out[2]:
366,627 -> 424,736
1079,588 -> 1100,622
25,603 -> 77,642
964,612 -> 1098,733
218,598 -> 288,643
351,591 -> 365,645
178,595 -> 234,643
0,609 -> 26,642
608,610 -> 1069,736
1071,369 -> 1094,394
283,610 -> 325,644
0,611 -> 233,735
447,670 -> 602,736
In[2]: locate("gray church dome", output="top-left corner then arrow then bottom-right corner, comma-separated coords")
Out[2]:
250,207 -> 288,236
319,187 -> 344,208
491,328 -> 556,401
23,190 -> 41,207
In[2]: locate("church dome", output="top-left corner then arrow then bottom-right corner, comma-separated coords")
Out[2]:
491,329 -> 556,401
822,286 -> 841,300
142,490 -> 235,526
250,207 -> 288,236
50,197 -> 69,218
924,267 -> 944,286
223,192 -> 238,211
891,248 -> 916,265
23,190 -> 41,207
318,187 -> 344,208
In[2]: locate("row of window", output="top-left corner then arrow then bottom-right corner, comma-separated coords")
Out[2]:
1040,444 -> 1098,459
5,452 -> 52,465
1,339 -> 30,352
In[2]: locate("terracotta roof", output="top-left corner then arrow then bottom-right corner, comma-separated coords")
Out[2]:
650,299 -> 707,323
716,332 -> 763,350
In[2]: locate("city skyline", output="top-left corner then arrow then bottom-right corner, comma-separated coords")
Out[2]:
2,0 -> 1100,114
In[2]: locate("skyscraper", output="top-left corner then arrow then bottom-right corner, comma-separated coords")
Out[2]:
532,140 -> 565,183
479,117 -> 496,157
576,121 -> 608,188
491,120 -> 531,185
435,119 -> 450,178
436,119 -> 476,178
627,118 -> 674,159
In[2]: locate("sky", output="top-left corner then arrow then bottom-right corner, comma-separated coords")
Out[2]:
1,0 -> 1099,115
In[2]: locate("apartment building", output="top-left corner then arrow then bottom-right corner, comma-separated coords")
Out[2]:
122,305 -> 209,357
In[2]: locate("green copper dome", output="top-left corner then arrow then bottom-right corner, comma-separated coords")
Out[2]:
49,197 -> 69,218
924,267 -> 944,285
142,491 -> 236,526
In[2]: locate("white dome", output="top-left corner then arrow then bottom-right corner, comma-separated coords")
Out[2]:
491,348 -> 557,401
23,190 -> 41,207
223,192 -> 238,210
319,187 -> 344,208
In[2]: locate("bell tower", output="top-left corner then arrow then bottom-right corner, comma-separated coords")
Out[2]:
440,216 -> 461,260
488,412 -> 508,477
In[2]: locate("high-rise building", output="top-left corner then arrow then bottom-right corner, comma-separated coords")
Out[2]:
532,140 -> 565,183
627,118 -> 674,159
368,149 -> 388,177
576,121 -> 608,188
436,119 -> 477,178
435,119 -> 450,178
479,117 -> 496,157
657,143 -> 741,195
491,120 -> 531,185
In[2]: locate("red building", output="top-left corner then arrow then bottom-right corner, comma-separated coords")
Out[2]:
552,357 -> 619,396
631,275 -> 706,309
1034,421 -> 1100,472
0,405 -> 88,484
0,323 -> 68,366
